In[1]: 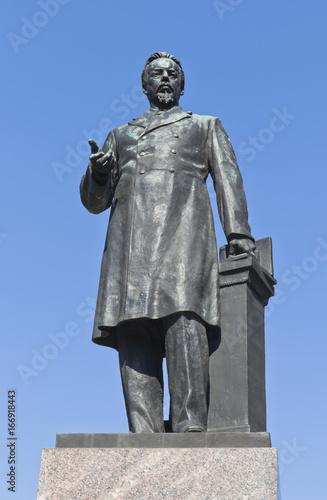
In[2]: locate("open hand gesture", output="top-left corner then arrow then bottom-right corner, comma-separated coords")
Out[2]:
88,139 -> 111,173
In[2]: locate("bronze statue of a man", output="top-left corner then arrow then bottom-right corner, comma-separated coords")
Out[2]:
80,52 -> 255,433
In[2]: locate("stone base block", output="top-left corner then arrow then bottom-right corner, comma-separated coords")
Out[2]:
38,447 -> 277,499
56,431 -> 271,448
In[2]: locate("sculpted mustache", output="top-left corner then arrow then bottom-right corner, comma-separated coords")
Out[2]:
156,84 -> 174,93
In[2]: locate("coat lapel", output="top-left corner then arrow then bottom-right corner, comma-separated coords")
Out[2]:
128,109 -> 154,129
128,106 -> 192,135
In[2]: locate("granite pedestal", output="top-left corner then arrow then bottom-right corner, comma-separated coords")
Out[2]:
38,433 -> 277,499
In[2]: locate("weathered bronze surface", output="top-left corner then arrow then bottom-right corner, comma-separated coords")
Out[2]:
80,52 -> 256,433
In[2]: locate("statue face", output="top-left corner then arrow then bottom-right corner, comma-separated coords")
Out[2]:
143,58 -> 183,108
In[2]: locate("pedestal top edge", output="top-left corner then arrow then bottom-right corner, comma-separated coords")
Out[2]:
55,432 -> 271,449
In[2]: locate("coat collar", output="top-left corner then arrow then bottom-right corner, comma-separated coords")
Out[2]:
128,106 -> 192,134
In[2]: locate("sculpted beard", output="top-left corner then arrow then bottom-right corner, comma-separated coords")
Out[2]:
156,84 -> 175,104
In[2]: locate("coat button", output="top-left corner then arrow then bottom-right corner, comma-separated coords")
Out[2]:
173,133 -> 179,138
141,136 -> 146,141
139,170 -> 145,175
139,151 -> 146,156
171,149 -> 177,154
169,168 -> 175,173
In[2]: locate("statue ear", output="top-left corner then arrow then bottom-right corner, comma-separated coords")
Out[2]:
142,87 -> 148,95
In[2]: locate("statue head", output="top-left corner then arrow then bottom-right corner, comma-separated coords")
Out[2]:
142,52 -> 185,109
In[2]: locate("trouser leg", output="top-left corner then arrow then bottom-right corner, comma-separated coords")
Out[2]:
117,319 -> 165,433
164,313 -> 209,433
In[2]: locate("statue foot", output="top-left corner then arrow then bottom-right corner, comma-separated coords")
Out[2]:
185,425 -> 205,433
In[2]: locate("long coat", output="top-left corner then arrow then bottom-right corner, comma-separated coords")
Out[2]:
80,106 -> 253,349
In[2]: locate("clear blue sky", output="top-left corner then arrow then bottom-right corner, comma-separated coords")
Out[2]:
1,1 -> 326,498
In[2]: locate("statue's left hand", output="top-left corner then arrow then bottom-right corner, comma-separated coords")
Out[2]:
229,238 -> 256,257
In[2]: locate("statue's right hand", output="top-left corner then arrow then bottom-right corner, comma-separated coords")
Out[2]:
88,138 -> 103,162
88,139 -> 111,173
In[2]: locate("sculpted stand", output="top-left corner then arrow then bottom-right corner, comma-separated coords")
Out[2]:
37,238 -> 278,499
208,237 -> 276,433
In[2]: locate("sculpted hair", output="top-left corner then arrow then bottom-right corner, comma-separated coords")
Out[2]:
142,52 -> 185,92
